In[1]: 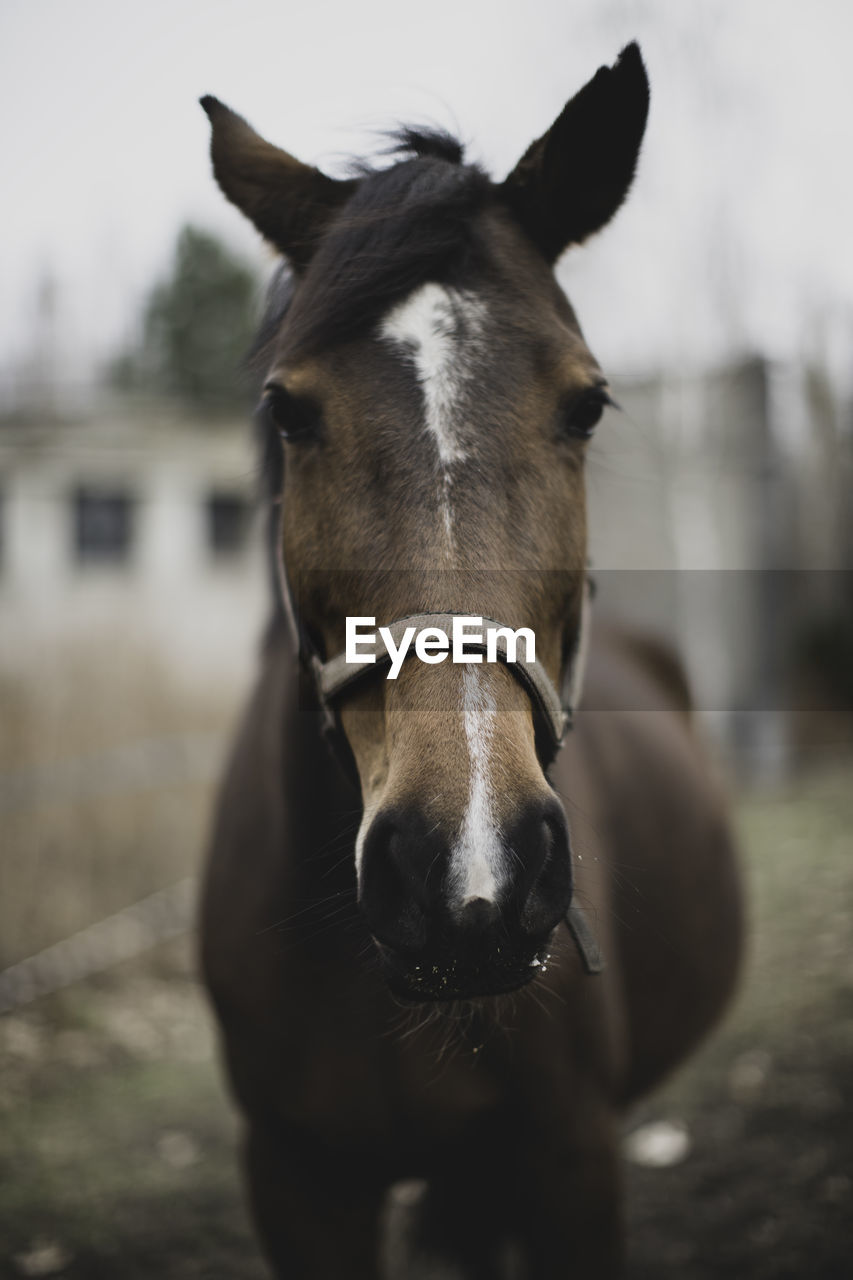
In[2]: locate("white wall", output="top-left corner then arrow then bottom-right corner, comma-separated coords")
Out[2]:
0,406 -> 268,697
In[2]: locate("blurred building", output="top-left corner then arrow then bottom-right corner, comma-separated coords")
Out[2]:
0,399 -> 266,698
588,356 -> 852,770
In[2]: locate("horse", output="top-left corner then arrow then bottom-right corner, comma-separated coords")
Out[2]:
199,43 -> 743,1279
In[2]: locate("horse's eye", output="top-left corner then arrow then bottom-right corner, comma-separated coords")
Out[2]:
561,386 -> 616,440
260,385 -> 321,442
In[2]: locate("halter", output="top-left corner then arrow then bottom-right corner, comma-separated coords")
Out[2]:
312,597 -> 591,767
276,535 -> 603,975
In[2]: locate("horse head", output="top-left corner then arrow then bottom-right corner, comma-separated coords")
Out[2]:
202,45 -> 649,1001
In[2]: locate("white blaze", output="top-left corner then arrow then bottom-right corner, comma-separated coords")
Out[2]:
447,666 -> 504,905
380,283 -> 487,543
380,284 -> 505,903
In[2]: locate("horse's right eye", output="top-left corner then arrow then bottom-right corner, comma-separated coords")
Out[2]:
260,385 -> 322,443
560,385 -> 617,442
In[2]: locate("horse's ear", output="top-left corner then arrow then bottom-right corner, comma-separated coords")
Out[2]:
200,97 -> 357,269
501,43 -> 649,262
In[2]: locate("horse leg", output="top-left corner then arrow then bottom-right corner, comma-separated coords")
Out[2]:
392,1168 -> 516,1280
244,1124 -> 386,1279
514,1111 -> 624,1280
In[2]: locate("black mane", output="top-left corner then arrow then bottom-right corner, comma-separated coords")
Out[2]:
377,126 -> 465,166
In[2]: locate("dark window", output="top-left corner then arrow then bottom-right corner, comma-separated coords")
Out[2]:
206,491 -> 249,557
73,487 -> 134,563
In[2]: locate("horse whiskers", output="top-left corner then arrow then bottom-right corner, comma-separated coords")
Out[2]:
318,850 -> 359,880
267,906 -> 365,954
421,824 -> 446,892
524,981 -> 559,1022
305,819 -> 361,862
258,889 -> 355,934
504,844 -> 524,873
560,792 -> 608,845
384,996 -> 493,1067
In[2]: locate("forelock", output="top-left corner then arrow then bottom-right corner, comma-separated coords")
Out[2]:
251,132 -> 492,367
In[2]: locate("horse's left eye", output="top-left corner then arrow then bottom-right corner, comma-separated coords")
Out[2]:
561,386 -> 616,440
260,385 -> 322,443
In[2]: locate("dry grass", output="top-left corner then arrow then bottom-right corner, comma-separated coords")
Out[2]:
0,649 -> 239,967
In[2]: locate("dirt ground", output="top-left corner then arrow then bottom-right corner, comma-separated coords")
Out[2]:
1,761 -> 851,1278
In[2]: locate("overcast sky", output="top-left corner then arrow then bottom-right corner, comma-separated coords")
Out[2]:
3,0 -> 853,394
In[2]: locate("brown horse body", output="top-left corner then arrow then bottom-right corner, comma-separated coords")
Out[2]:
200,44 -> 743,1278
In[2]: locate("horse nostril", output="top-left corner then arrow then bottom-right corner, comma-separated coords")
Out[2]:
359,809 -> 436,952
513,798 -> 573,937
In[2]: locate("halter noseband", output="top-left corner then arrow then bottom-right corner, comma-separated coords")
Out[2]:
312,596 -> 591,768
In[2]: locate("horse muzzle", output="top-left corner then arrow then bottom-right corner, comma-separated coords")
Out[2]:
358,796 -> 573,1002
